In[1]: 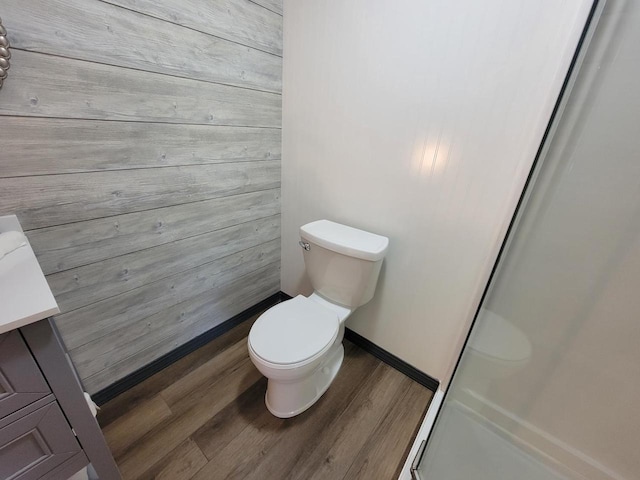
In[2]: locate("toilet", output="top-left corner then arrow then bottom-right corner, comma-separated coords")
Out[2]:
248,219 -> 389,418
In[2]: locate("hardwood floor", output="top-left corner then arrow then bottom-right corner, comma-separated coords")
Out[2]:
98,314 -> 433,480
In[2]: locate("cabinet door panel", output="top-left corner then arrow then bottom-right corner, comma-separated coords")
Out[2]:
0,401 -> 82,480
0,331 -> 51,419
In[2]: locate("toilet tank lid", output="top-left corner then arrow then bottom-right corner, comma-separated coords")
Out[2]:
300,220 -> 389,261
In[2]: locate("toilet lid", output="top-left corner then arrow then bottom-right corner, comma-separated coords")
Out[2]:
249,295 -> 340,365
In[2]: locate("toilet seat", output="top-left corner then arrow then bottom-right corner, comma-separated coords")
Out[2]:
249,295 -> 340,366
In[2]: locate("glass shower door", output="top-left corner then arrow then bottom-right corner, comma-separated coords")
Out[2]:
416,0 -> 640,478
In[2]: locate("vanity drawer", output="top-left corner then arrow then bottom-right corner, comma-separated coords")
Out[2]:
0,401 -> 82,480
0,330 -> 51,419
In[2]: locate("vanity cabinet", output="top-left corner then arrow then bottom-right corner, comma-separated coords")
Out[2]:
0,330 -> 50,418
0,215 -> 121,480
0,398 -> 84,480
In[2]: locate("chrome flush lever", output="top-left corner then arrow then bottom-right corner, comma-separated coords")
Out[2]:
298,241 -> 310,251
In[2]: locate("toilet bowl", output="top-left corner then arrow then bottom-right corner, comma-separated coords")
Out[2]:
248,294 -> 349,418
248,220 -> 389,418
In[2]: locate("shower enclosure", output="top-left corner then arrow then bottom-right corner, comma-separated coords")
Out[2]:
414,0 -> 640,478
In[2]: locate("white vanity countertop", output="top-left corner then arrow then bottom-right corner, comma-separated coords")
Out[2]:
0,215 -> 59,334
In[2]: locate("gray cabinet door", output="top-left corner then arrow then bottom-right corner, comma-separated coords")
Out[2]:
0,401 -> 82,480
0,331 -> 51,419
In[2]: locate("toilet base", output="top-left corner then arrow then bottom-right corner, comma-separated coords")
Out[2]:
265,344 -> 344,418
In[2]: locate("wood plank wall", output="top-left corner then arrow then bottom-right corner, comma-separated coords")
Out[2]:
0,0 -> 282,394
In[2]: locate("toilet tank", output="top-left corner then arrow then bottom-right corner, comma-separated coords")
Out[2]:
299,220 -> 389,308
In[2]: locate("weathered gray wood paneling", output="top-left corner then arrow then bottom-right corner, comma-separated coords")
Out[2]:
69,245 -> 280,379
28,189 -> 281,275
0,118 -> 281,177
0,51 -> 281,127
251,0 -> 283,16
2,0 -> 282,92
0,0 -> 282,392
3,161 -> 280,230
102,0 -> 283,56
48,216 -> 280,313
82,264 -> 280,393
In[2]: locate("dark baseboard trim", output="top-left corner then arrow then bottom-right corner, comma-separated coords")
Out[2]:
344,328 -> 439,392
92,292 -> 282,406
279,291 -> 439,392
279,291 -> 293,302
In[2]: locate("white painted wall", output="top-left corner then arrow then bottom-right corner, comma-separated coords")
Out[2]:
281,0 -> 592,386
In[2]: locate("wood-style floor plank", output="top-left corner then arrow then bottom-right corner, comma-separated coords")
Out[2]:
137,438 -> 208,480
101,395 -> 172,459
190,343 -> 380,480
345,381 -> 431,480
161,340 -> 250,411
191,377 -> 268,460
236,347 -> 384,480
287,362 -> 414,480
116,359 -> 262,479
99,318 -> 433,480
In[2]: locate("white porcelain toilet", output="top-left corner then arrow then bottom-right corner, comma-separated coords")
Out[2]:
248,219 -> 389,418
